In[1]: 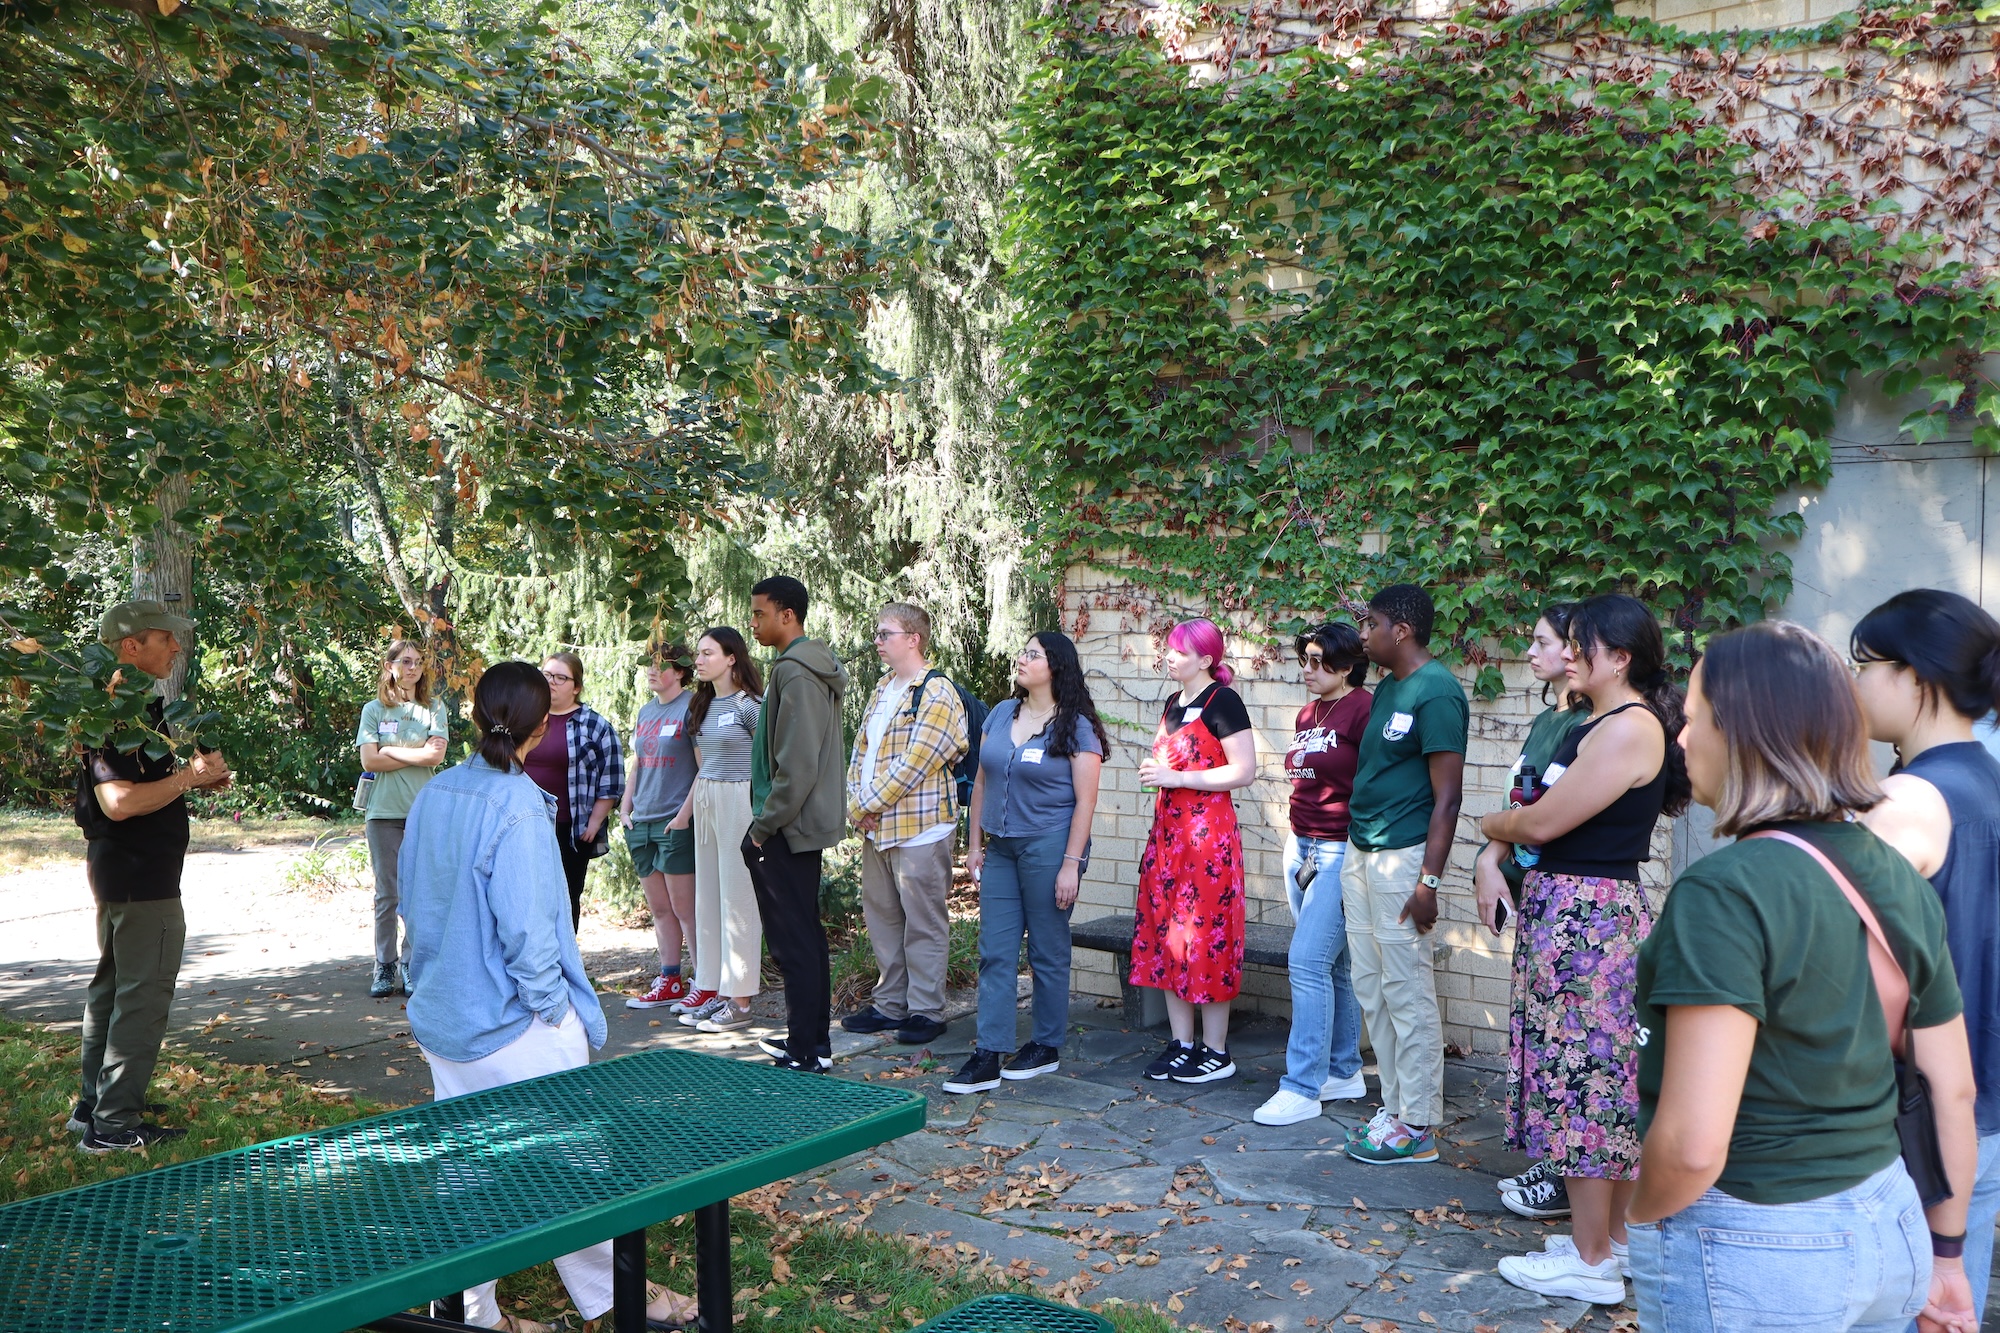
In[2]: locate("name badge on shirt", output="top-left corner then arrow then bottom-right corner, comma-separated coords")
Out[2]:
1544,762 -> 1569,785
1182,708 -> 1202,723
1022,747 -> 1045,764
1383,711 -> 1415,741
662,721 -> 680,738
378,722 -> 401,740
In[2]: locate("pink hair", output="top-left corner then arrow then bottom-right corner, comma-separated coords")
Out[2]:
1166,618 -> 1233,685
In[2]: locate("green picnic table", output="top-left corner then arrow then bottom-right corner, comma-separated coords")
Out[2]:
0,1047 -> 925,1333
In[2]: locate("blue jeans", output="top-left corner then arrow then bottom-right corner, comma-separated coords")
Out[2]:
976,831 -> 1074,1054
1912,1129 -> 2000,1330
1629,1159 -> 1929,1332
1279,835 -> 1362,1100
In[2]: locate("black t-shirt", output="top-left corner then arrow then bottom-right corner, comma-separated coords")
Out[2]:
1162,682 -> 1252,739
75,699 -> 190,902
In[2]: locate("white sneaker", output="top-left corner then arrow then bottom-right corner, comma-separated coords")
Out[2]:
1253,1089 -> 1326,1127
1319,1072 -> 1367,1101
1496,1247 -> 1625,1304
1546,1234 -> 1631,1280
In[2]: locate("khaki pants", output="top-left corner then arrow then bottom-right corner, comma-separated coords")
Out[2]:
1341,844 -> 1444,1127
860,835 -> 954,1021
79,897 -> 187,1133
691,779 -> 761,997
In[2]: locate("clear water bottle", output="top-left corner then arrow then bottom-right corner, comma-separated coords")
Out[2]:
352,770 -> 376,812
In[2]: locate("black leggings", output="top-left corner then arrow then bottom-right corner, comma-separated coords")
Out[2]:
555,822 -> 590,931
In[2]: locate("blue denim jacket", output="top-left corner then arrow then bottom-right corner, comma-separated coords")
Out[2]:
399,755 -> 607,1063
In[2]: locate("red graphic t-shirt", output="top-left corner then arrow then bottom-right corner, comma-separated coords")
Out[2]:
1285,688 -> 1373,839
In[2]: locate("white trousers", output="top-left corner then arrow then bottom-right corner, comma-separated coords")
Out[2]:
423,1010 -> 615,1325
691,778 -> 762,996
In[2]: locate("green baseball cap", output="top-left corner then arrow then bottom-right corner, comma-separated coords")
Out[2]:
98,599 -> 194,646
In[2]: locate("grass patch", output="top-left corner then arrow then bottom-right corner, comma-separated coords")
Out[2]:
0,1018 -> 1175,1333
0,809 -> 347,874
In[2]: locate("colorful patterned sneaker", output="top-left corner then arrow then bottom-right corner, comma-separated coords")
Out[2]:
1503,1173 -> 1572,1219
1344,1119 -> 1439,1166
626,973 -> 689,1009
669,987 -> 718,1016
1495,1246 -> 1624,1304
1499,1157 -> 1558,1194
1546,1234 -> 1631,1280
1144,1040 -> 1194,1081
678,995 -> 728,1027
1345,1107 -> 1397,1147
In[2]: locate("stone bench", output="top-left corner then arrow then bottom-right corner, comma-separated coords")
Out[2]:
1070,913 -> 1295,1026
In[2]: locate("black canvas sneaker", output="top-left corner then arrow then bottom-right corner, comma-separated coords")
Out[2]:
942,1050 -> 1005,1094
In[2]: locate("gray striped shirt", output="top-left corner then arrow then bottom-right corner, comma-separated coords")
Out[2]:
695,693 -> 762,782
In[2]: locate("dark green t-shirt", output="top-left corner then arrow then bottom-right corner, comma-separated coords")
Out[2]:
1636,819 -> 1963,1205
1501,704 -> 1589,894
1346,659 -> 1469,853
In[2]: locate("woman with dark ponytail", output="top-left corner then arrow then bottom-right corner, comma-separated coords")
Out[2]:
1478,593 -> 1689,1305
397,661 -> 695,1330
1854,588 -> 2000,1322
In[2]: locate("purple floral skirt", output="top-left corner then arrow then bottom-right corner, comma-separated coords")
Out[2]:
1505,869 -> 1651,1180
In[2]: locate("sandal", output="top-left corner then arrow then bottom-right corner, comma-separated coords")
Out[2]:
645,1282 -> 699,1330
493,1316 -> 558,1333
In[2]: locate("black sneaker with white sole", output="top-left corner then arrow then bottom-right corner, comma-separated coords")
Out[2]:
1144,1040 -> 1193,1080
79,1123 -> 187,1154
1001,1043 -> 1061,1081
755,1036 -> 832,1070
1168,1044 -> 1236,1084
942,1050 -> 1005,1094
67,1100 -> 168,1134
770,1053 -> 829,1075
1502,1173 -> 1573,1219
1498,1157 -> 1558,1194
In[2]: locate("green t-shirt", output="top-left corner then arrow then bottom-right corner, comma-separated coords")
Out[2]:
1501,704 -> 1589,894
1346,659 -> 1469,852
1636,819 -> 1963,1205
355,699 -> 450,821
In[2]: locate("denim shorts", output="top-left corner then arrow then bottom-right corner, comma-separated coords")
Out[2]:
1626,1159 -> 1929,1332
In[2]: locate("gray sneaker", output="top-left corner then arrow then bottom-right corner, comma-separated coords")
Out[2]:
678,995 -> 728,1027
369,964 -> 397,999
696,1004 -> 755,1033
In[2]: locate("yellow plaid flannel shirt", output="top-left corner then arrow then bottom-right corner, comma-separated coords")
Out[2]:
846,672 -> 968,847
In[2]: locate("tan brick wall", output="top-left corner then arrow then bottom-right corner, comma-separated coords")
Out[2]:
1612,0 -> 1822,31
1063,563 -> 1675,1055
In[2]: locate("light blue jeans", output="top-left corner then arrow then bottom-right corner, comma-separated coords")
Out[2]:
1910,1129 -> 2000,1331
1278,835 -> 1363,1100
975,831 -> 1074,1054
1629,1159 -> 1929,1332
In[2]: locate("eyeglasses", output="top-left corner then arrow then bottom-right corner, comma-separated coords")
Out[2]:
392,658 -> 422,670
873,629 -> 912,642
1848,655 -> 1900,677
1017,650 -> 1047,663
543,670 -> 575,683
1298,653 -> 1326,669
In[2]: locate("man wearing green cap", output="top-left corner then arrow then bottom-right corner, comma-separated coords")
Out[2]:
69,599 -> 232,1153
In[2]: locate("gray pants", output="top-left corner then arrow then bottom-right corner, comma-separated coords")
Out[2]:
80,897 -> 187,1133
366,819 -> 410,970
860,835 -> 954,1021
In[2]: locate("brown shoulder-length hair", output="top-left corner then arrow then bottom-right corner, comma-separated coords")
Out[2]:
378,638 -> 432,709
1699,620 -> 1884,837
685,627 -> 764,738
543,649 -> 586,700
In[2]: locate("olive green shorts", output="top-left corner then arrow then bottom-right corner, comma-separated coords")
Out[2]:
626,819 -> 695,877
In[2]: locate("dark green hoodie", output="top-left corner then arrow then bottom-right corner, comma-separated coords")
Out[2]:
749,636 -> 849,852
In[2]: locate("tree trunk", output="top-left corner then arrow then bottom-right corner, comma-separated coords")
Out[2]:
131,469 -> 193,703
326,340 -> 427,630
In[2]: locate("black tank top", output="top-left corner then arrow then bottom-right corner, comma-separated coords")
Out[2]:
1537,702 -> 1667,882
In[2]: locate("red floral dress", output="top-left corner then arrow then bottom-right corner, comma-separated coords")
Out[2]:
1130,711 -> 1245,1003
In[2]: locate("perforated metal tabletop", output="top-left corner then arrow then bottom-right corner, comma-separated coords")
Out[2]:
0,1047 -> 925,1333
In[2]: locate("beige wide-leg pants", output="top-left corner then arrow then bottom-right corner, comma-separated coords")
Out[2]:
691,778 -> 761,997
1341,843 -> 1445,1127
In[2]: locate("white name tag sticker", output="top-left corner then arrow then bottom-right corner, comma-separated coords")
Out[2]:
378,723 -> 400,739
1022,747 -> 1045,764
1384,711 -> 1415,741
1183,708 -> 1202,722
1544,762 -> 1569,785
662,721 -> 680,737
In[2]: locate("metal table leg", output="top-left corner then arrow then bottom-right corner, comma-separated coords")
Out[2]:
695,1199 -> 733,1333
614,1226 -> 649,1333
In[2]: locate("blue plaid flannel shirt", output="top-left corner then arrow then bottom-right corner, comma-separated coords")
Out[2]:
561,705 -> 625,857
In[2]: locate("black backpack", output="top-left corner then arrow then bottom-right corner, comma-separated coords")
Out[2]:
905,668 -> 987,811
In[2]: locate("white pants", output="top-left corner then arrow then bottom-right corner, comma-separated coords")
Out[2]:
691,778 -> 761,996
424,1010 -> 615,1325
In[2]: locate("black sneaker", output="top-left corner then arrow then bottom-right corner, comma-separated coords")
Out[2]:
1144,1040 -> 1193,1080
840,1006 -> 901,1034
756,1036 -> 831,1068
1503,1173 -> 1573,1219
369,964 -> 398,999
770,1053 -> 828,1075
942,1050 -> 1004,1094
895,1014 -> 948,1045
79,1123 -> 187,1155
1168,1044 -> 1236,1084
1001,1043 -> 1061,1081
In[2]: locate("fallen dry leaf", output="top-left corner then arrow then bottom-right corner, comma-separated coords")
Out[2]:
1282,1257 -> 1302,1267
1205,1256 -> 1226,1273
1291,1280 -> 1313,1294
770,1256 -> 791,1282
1417,1315 -> 1436,1326
1167,1295 -> 1185,1314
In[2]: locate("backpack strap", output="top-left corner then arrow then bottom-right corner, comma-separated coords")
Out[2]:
1746,828 -> 1912,1058
904,668 -> 947,719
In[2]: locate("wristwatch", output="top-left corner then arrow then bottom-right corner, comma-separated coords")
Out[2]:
1420,874 -> 1442,891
